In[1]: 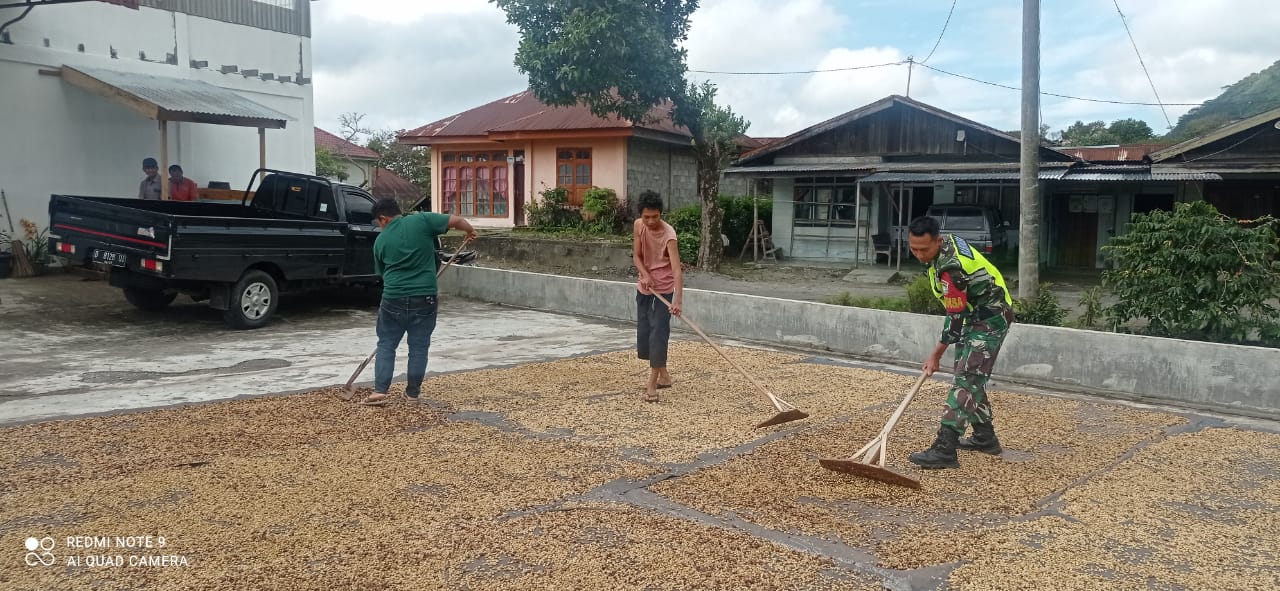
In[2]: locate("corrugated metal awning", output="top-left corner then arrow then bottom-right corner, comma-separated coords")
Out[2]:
857,170 -> 1068,182
723,163 -> 874,175
59,65 -> 290,129
1060,169 -> 1222,181
725,161 -> 1073,176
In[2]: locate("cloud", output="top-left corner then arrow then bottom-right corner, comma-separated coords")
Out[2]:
311,0 -> 526,136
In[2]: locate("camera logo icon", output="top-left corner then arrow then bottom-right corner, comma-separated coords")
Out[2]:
24,537 -> 56,567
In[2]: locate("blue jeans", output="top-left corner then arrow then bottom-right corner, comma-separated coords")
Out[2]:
374,295 -> 438,397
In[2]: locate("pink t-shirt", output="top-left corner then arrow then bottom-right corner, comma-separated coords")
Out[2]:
635,219 -> 678,295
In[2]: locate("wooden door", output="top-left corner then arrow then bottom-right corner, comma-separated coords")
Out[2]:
513,151 -> 526,225
1055,195 -> 1098,267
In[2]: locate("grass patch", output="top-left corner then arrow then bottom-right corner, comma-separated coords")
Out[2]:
823,292 -> 910,311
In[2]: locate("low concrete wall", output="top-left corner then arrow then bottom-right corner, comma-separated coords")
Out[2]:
442,235 -> 634,271
440,266 -> 1280,419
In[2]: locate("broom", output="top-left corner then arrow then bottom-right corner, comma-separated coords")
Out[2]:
10,240 -> 35,278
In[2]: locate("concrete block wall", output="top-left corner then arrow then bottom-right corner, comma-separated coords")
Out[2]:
625,138 -> 699,210
440,266 -> 1280,420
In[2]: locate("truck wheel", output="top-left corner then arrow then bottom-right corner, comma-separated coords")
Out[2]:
123,288 -> 178,311
223,270 -> 279,329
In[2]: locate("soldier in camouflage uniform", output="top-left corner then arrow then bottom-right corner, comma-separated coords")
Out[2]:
905,216 -> 1016,469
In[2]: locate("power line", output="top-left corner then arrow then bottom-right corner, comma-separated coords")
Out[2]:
919,0 -> 957,65
689,60 -> 907,76
916,62 -> 1205,107
1112,0 -> 1173,129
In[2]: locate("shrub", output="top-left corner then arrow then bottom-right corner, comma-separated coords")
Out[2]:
1101,201 -> 1280,345
527,186 -> 580,230
582,186 -> 624,233
1074,286 -> 1104,329
905,275 -> 946,315
719,194 -> 772,252
660,195 -> 771,254
676,231 -> 700,264
1013,282 -> 1068,327
666,205 -> 701,235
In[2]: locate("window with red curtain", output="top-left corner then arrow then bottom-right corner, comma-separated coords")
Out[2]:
441,151 -> 508,217
458,167 -> 475,216
442,166 -> 458,214
476,167 -> 491,216
492,165 -> 508,216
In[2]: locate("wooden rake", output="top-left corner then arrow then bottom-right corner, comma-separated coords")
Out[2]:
338,235 -> 474,403
817,371 -> 928,489
651,292 -> 808,429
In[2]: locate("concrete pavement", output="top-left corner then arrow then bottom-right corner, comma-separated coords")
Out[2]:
0,274 -> 636,426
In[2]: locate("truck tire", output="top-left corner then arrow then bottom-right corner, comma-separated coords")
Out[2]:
123,288 -> 178,311
223,270 -> 279,330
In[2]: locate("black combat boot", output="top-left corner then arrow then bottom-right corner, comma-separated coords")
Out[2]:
908,427 -> 960,469
957,422 -> 1003,455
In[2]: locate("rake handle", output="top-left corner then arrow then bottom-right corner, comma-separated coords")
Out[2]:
649,291 -> 788,411
845,372 -> 928,466
436,234 -> 474,278
879,371 -> 929,438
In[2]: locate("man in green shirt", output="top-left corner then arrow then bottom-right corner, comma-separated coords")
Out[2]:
905,215 -> 1016,469
360,199 -> 476,405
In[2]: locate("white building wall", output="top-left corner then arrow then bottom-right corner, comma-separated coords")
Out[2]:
0,2 -> 313,232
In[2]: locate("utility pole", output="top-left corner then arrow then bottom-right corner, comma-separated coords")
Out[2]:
1018,0 -> 1040,299
905,57 -> 914,97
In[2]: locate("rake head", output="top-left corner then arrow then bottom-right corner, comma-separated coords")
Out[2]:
818,458 -> 921,489
755,408 -> 810,429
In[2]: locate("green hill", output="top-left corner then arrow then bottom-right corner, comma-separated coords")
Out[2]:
1166,59 -> 1280,141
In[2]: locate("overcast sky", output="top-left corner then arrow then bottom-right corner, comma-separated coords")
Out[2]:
311,0 -> 1280,141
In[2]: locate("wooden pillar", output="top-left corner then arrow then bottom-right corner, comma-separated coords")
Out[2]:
159,120 -> 169,201
853,180 -> 862,267
258,127 -> 266,182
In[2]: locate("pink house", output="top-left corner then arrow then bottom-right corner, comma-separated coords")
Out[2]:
398,90 -> 704,228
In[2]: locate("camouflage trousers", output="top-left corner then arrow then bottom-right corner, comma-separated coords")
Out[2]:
941,308 -> 1015,434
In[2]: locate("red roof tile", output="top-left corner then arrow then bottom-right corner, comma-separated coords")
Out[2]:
1059,143 -> 1170,162
371,167 -> 422,202
315,127 -> 380,160
399,90 -> 690,141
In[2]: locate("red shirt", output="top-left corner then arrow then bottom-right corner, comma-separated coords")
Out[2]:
170,177 -> 198,202
634,218 -> 678,294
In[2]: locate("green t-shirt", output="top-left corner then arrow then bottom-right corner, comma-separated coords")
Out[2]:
373,212 -> 451,298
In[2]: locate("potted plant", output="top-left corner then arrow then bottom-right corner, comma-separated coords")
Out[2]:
20,219 -> 50,275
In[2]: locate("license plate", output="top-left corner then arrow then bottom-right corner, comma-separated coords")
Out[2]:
92,249 -> 128,267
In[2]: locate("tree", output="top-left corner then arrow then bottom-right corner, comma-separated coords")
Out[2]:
333,112 -> 374,186
1059,120 -> 1113,146
1056,118 -> 1156,147
314,147 -> 348,181
492,0 -> 748,270
1106,118 -> 1156,144
366,129 -> 432,197
686,81 -> 748,270
492,0 -> 696,126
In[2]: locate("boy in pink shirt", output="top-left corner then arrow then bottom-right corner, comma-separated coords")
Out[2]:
633,190 -> 684,403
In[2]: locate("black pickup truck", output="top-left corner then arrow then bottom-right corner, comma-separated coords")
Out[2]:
49,169 -> 475,329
